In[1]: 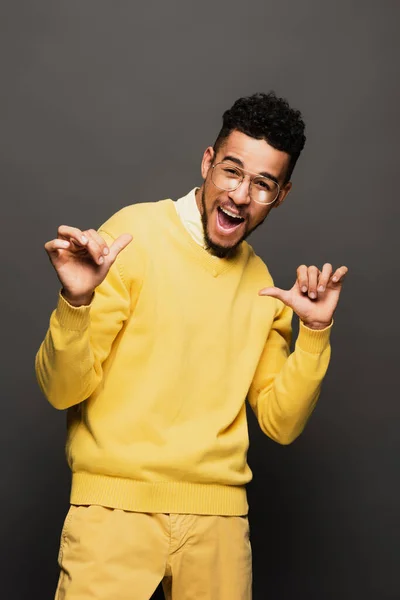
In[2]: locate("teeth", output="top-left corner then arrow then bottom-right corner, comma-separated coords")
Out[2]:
221,207 -> 243,220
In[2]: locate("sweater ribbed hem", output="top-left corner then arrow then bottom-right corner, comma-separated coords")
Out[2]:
297,320 -> 333,354
70,472 -> 248,516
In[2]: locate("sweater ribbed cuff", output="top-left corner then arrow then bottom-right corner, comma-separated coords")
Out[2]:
55,291 -> 92,331
296,319 -> 333,354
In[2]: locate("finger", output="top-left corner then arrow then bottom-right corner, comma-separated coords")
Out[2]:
58,225 -> 88,246
258,286 -> 291,305
331,266 -> 349,283
44,238 -> 71,256
88,229 -> 110,258
307,266 -> 319,299
82,230 -> 107,266
108,234 -> 133,262
317,263 -> 333,292
296,265 -> 308,293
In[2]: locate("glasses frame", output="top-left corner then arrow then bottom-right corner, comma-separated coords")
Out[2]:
211,161 -> 281,206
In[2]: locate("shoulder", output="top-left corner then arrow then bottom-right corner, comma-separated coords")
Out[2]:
98,199 -> 173,240
97,199 -> 174,283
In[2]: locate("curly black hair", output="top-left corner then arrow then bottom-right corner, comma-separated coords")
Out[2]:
214,92 -> 306,182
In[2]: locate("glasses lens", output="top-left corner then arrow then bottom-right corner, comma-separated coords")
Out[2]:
212,163 -> 242,191
251,177 -> 279,205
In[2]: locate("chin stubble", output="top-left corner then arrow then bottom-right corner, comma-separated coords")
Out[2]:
200,188 -> 265,258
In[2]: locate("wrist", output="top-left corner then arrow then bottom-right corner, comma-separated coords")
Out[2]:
61,289 -> 94,307
301,319 -> 332,331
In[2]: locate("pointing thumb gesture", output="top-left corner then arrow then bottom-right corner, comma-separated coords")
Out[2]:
45,225 -> 133,307
107,233 -> 134,264
259,263 -> 348,330
260,286 -> 291,304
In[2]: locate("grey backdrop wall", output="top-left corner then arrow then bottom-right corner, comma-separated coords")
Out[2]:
1,1 -> 399,599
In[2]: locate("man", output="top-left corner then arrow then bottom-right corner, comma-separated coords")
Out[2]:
36,92 -> 347,600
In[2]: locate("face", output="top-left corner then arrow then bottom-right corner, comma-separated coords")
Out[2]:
196,130 -> 292,258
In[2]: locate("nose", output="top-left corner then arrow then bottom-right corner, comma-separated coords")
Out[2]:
228,177 -> 252,206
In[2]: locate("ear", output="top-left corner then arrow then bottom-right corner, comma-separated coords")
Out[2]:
201,146 -> 215,180
273,181 -> 292,208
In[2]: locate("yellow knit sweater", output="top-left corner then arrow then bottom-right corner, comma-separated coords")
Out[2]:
35,198 -> 332,516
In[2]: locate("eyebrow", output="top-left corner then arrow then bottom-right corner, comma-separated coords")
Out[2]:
221,155 -> 280,185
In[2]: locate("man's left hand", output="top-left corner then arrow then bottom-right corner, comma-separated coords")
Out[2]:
259,263 -> 348,330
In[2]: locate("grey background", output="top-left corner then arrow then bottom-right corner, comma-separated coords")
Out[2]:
1,1 -> 399,598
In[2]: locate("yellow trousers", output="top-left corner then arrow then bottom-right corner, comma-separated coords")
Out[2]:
55,505 -> 252,599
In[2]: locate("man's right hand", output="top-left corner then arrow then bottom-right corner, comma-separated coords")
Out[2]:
44,226 -> 133,307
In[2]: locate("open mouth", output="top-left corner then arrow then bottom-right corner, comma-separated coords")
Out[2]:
216,206 -> 245,233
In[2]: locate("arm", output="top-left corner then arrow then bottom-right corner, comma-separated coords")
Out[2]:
35,228 -> 138,410
253,261 -> 348,444
247,302 -> 331,445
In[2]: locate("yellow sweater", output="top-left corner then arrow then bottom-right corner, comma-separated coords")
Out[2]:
36,197 -> 332,516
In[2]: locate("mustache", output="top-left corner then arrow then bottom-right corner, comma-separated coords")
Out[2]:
217,199 -> 248,219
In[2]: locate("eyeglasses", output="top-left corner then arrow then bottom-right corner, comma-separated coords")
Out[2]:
211,162 -> 280,205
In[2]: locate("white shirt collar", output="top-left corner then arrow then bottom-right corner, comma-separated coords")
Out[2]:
174,187 -> 205,247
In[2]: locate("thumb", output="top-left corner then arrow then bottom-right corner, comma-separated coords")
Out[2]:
258,286 -> 290,304
108,233 -> 133,262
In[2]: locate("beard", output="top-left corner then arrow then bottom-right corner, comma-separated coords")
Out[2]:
200,188 -> 266,258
